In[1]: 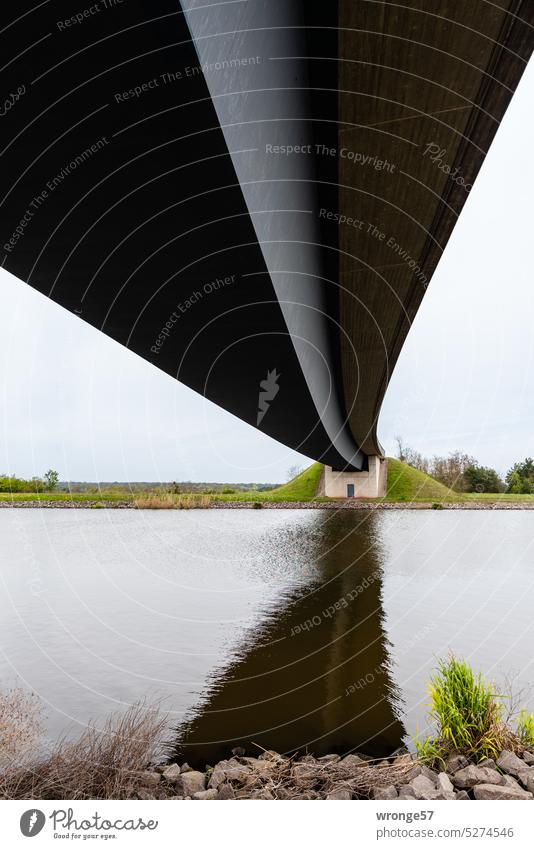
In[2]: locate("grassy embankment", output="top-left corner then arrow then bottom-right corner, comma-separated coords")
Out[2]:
0,464 -> 324,506
0,491 -> 131,503
385,459 -> 534,503
2,459 -> 534,505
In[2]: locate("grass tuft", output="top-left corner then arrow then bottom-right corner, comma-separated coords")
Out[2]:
415,655 -> 517,764
516,709 -> 534,749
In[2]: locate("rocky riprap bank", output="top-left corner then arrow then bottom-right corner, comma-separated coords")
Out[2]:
2,500 -> 534,510
135,748 -> 534,800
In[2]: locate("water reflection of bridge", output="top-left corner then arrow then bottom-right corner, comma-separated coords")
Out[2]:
175,512 -> 405,766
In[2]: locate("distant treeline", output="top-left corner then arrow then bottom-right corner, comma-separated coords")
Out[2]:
395,437 -> 534,494
0,470 -> 59,493
60,481 -> 278,494
0,473 -> 279,495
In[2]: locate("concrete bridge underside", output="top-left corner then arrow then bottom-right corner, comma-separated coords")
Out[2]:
1,1 -> 532,474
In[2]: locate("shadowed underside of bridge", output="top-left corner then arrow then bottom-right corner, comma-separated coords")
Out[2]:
1,1 -> 532,470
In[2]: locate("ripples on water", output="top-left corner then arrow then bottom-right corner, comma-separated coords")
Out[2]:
1,509 -> 532,764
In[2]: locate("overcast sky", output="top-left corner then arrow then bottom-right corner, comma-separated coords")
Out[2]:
1,59 -> 533,484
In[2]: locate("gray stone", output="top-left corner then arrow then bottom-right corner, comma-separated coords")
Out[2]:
477,758 -> 497,770
456,791 -> 470,800
407,764 -> 437,783
208,758 -> 251,789
424,790 -> 451,800
445,754 -> 469,773
496,750 -> 528,778
516,767 -> 534,791
326,785 -> 353,800
136,788 -> 156,800
371,786 -> 398,800
192,789 -> 218,800
250,789 -> 274,799
452,765 -> 505,789
242,758 -> 272,775
275,787 -> 291,800
180,762 -> 194,773
162,763 -> 182,783
180,770 -> 207,796
410,774 -> 437,799
139,770 -> 161,787
473,783 -> 532,800
523,751 -> 534,766
502,774 -> 523,790
397,784 -> 416,799
216,783 -> 236,800
341,754 -> 366,769
437,772 -> 455,796
318,754 -> 341,763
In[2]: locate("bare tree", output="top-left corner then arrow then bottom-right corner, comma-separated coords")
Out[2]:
394,435 -> 407,463
286,465 -> 303,482
395,437 -> 429,474
430,451 -> 476,491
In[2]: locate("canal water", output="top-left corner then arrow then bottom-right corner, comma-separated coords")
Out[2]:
1,508 -> 533,764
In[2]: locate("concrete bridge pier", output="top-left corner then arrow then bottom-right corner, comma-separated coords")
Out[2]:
323,457 -> 387,499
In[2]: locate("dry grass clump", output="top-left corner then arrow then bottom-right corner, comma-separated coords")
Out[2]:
134,493 -> 211,509
231,752 -> 415,800
0,701 -> 168,800
0,690 -> 43,767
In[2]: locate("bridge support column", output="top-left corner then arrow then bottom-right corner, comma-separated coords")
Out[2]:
323,457 -> 387,499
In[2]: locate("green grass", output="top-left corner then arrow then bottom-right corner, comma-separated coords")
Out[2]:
0,491 -> 133,503
209,462 -> 324,503
516,709 -> 534,748
415,655 -> 515,764
463,491 -> 534,502
2,460 -> 532,507
0,464 -> 324,506
384,458 -> 461,502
